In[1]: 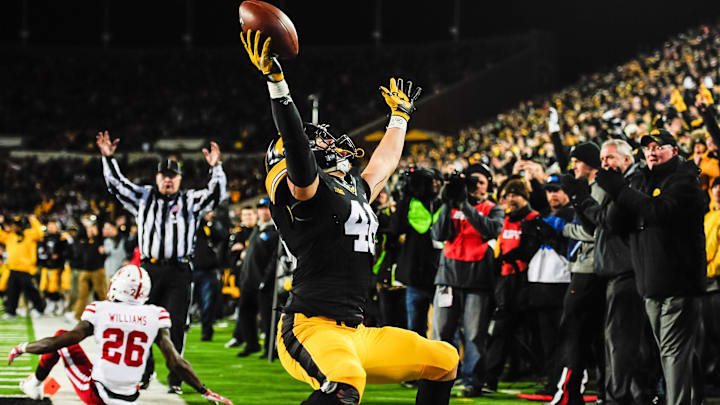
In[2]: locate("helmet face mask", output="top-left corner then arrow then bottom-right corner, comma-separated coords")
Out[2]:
107,265 -> 151,305
264,123 -> 363,176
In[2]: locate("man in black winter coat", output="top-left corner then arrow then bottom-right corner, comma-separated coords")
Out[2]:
192,210 -> 228,341
571,139 -> 658,404
595,129 -> 706,405
233,198 -> 279,358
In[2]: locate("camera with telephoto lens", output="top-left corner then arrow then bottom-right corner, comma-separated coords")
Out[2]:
443,170 -> 478,201
393,166 -> 438,202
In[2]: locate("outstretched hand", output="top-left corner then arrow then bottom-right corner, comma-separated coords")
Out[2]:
240,30 -> 284,83
202,142 -> 221,167
379,78 -> 422,121
96,131 -> 119,157
8,343 -> 27,365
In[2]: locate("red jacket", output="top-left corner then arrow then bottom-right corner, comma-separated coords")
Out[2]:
443,200 -> 497,262
497,208 -> 539,276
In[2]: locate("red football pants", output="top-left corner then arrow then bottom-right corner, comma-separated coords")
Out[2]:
38,330 -> 104,405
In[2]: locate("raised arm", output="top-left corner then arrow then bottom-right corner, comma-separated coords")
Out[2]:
8,321 -> 93,364
188,141 -> 228,215
549,107 -> 571,172
0,216 -> 8,244
362,78 -> 422,203
697,97 -> 720,149
241,30 -> 319,202
460,202 -> 505,238
97,131 -> 145,216
27,215 -> 44,242
156,328 -> 232,404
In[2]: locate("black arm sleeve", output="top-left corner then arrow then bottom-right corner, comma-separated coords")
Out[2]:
702,107 -> 720,150
529,179 -> 550,216
459,201 -> 505,238
551,131 -> 570,173
270,98 -> 318,187
430,204 -> 455,242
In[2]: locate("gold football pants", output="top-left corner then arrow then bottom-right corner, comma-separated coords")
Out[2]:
277,313 -> 458,400
39,268 -> 62,293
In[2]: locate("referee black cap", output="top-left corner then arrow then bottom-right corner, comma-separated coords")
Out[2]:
158,159 -> 182,176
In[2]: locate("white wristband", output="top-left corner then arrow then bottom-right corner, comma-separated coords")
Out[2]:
387,115 -> 408,131
19,342 -> 28,353
267,80 -> 291,100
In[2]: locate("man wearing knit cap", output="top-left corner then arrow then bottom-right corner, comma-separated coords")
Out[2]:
551,141 -> 607,405
595,129 -> 705,405
485,176 -> 539,391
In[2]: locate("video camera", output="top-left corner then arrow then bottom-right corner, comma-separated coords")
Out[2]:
442,170 -> 479,202
392,166 -> 440,202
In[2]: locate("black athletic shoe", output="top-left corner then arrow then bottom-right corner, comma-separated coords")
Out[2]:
224,337 -> 242,348
462,385 -> 484,397
483,379 -> 498,393
236,346 -> 261,357
400,380 -> 418,389
167,385 -> 182,395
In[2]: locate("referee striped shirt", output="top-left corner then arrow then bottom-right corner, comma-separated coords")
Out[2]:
101,156 -> 228,260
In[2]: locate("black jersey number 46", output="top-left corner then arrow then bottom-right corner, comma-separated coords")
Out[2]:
344,200 -> 379,255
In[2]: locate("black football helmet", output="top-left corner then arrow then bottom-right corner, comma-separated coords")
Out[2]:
305,123 -> 364,173
265,123 -> 364,174
264,123 -> 364,203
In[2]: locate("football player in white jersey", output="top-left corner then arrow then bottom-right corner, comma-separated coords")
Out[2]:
7,264 -> 232,405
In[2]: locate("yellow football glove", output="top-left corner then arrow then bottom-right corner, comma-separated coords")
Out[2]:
240,29 -> 284,83
697,85 -> 715,106
379,78 -> 422,121
669,88 -> 687,112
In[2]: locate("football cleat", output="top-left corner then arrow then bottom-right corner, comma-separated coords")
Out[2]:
20,374 -> 43,400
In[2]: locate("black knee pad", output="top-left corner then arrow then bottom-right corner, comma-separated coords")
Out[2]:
300,383 -> 359,405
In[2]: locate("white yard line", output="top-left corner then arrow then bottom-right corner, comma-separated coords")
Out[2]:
32,315 -> 188,405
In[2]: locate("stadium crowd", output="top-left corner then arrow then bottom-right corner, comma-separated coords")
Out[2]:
3,22 -> 720,405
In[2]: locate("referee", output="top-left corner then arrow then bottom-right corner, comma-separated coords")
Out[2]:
96,131 -> 228,394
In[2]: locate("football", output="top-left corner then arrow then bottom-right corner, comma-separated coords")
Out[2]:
239,0 -> 299,59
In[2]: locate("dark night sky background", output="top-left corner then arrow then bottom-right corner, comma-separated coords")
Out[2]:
1,1 -> 720,87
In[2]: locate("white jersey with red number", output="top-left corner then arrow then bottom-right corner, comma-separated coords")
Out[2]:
80,301 -> 171,395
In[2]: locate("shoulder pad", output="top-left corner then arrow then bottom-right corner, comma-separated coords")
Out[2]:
265,159 -> 288,204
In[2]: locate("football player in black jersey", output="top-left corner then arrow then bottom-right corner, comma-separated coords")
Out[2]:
240,31 -> 459,405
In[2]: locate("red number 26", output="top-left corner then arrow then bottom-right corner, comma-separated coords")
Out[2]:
101,328 -> 148,367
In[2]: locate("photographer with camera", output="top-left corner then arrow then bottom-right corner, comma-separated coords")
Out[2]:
431,164 -> 504,397
394,167 -> 443,336
0,214 -> 46,319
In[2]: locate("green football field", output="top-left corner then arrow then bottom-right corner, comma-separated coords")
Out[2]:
0,311 -> 556,404
153,322 -> 548,405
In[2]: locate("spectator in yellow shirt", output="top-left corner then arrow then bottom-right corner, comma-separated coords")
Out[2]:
0,214 -> 46,319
